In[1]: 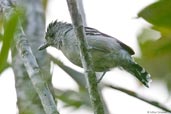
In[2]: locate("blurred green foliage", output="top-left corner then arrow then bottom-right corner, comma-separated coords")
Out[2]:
137,0 -> 171,92
0,12 -> 19,74
138,0 -> 171,28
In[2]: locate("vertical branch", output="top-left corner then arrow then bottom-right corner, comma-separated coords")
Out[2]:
76,0 -> 87,26
66,0 -> 105,114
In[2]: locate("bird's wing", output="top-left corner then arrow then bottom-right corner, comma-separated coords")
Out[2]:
116,40 -> 135,55
85,27 -> 135,55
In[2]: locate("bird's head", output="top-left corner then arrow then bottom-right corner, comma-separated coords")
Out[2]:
38,20 -> 72,50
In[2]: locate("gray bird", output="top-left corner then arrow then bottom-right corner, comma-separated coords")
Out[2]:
39,21 -> 152,87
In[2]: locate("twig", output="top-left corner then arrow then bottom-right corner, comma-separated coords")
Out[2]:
49,54 -> 86,87
104,83 -> 171,113
66,0 -> 105,114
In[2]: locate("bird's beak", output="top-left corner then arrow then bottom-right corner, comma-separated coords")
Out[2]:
38,42 -> 49,51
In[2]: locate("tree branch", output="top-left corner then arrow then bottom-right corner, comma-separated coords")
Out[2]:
11,0 -> 59,114
103,83 -> 171,113
66,0 -> 105,114
0,0 -> 48,114
14,26 -> 59,114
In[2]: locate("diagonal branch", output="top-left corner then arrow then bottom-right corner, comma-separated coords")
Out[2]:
2,0 -> 58,114
49,54 -> 86,87
15,26 -> 60,114
103,83 -> 171,113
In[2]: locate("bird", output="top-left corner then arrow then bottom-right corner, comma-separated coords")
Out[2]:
39,20 -> 152,87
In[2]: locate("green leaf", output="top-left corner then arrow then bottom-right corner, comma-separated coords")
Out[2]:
138,0 -> 171,28
0,12 -> 18,75
136,27 -> 171,92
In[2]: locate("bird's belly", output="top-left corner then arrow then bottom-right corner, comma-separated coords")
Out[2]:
91,51 -> 118,71
64,49 -> 118,72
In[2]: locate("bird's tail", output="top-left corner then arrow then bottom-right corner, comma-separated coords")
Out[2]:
122,62 -> 152,87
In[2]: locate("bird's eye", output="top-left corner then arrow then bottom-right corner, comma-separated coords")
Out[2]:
45,32 -> 54,40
